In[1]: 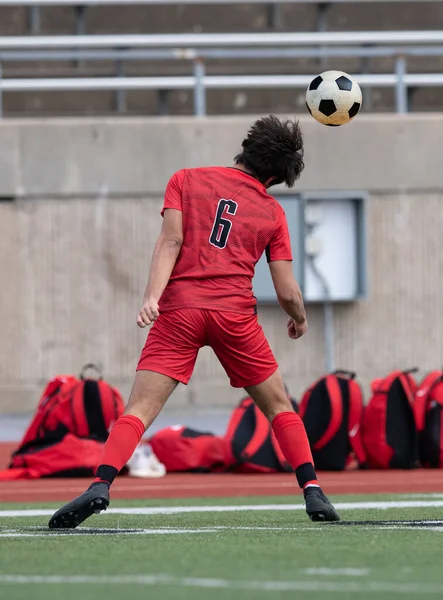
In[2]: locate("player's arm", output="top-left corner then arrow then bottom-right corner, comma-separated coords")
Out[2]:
268,260 -> 307,339
137,208 -> 183,328
137,172 -> 184,328
266,208 -> 307,339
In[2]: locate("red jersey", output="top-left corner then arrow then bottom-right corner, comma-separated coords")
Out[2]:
159,166 -> 292,314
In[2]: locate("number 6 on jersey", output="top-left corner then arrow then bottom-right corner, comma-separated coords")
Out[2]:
209,199 -> 238,249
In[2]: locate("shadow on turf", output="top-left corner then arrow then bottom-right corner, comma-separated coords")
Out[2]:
4,522 -> 443,535
44,528 -> 146,534
330,520 -> 443,527
13,527 -> 146,535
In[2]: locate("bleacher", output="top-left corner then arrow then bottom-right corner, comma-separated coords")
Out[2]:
0,0 -> 442,116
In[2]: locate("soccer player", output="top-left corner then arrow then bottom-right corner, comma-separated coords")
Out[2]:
49,115 -> 339,528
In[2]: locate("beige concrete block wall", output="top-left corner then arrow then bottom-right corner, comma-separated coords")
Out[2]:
1,115 -> 443,413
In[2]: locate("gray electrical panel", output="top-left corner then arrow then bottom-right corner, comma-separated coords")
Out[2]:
252,192 -> 368,304
302,192 -> 368,302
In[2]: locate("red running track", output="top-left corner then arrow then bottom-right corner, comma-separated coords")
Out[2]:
1,443 -> 442,503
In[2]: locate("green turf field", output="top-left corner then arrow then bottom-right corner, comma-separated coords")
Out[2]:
1,494 -> 443,600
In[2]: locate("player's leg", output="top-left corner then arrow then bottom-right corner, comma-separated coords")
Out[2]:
208,310 -> 339,522
93,370 -> 178,487
49,309 -> 205,529
245,370 -> 339,521
48,370 -> 177,530
245,368 -> 317,485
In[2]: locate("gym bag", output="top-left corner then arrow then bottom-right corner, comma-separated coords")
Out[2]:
148,425 -> 227,472
1,435 -> 107,480
1,364 -> 125,479
414,370 -> 443,468
299,371 -> 367,471
362,369 -> 419,469
223,396 -> 298,474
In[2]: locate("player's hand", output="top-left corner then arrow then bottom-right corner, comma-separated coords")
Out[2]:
287,318 -> 307,340
137,298 -> 160,328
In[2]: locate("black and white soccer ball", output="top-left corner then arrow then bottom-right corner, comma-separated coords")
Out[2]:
306,70 -> 362,126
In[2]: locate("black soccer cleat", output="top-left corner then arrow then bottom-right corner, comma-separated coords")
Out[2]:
304,486 -> 340,522
48,482 -> 110,529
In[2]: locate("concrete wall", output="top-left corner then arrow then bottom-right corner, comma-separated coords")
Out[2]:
1,114 -> 443,414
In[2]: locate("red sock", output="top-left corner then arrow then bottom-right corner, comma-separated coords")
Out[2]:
303,480 -> 320,490
272,411 -> 319,489
93,415 -> 145,485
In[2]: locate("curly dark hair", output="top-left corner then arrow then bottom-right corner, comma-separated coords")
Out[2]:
234,115 -> 305,188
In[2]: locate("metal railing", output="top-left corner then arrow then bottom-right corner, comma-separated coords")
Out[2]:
0,46 -> 441,115
1,31 -> 443,47
0,31 -> 442,115
0,70 -> 438,116
0,0 -> 439,4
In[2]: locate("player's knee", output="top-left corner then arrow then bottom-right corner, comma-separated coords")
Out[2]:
261,395 -> 295,421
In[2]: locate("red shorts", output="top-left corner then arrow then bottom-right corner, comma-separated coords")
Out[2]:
137,308 -> 278,388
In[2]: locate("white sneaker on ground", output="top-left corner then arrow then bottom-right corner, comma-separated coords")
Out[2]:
127,444 -> 166,478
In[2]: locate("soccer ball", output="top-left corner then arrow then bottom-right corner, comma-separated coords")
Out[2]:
306,70 -> 362,126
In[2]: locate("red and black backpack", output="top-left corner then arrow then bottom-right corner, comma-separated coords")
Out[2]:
223,396 -> 298,474
299,371 -> 367,471
414,370 -> 443,468
148,426 -> 227,473
362,369 -> 419,469
5,364 -> 125,478
149,396 -> 299,474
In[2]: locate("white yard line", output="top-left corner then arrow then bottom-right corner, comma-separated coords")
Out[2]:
0,574 -> 442,595
0,527 -> 324,538
303,568 -> 370,576
2,526 -> 443,538
368,526 -> 443,532
0,528 -> 222,537
404,494 -> 443,499
0,525 -> 324,538
3,521 -> 443,538
2,499 -> 443,518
